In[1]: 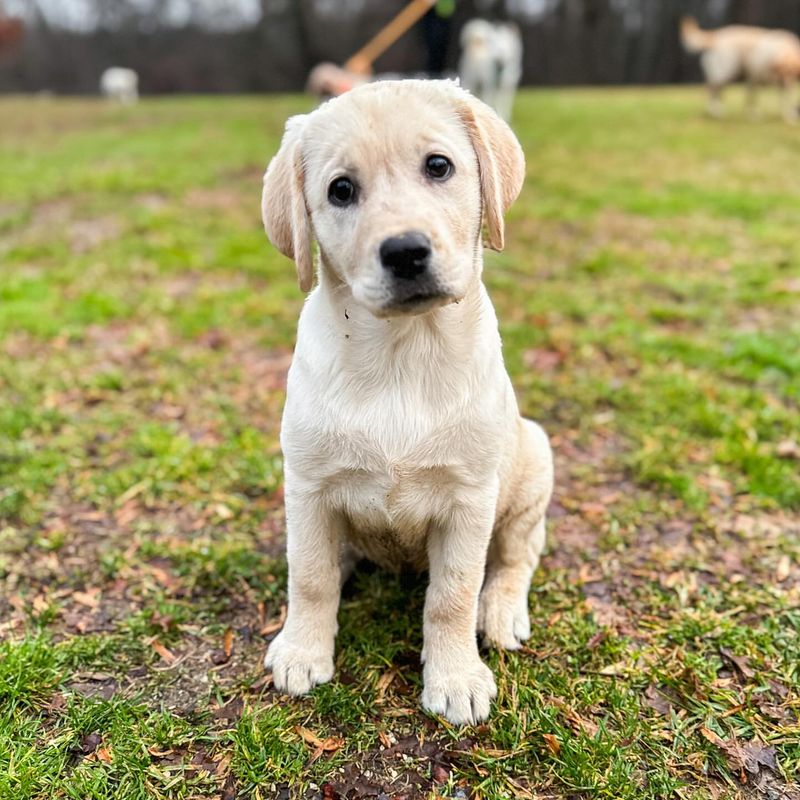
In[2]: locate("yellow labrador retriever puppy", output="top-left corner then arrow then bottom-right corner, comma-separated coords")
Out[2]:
261,79 -> 553,725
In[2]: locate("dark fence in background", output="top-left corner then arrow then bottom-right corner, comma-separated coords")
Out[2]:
2,0 -> 800,94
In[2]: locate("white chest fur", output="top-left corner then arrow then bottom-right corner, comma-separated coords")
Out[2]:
280,280 -> 514,568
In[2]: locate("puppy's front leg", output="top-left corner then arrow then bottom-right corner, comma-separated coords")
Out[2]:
421,500 -> 498,725
265,490 -> 343,695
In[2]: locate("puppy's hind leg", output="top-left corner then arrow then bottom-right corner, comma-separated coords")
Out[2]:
478,420 -> 553,650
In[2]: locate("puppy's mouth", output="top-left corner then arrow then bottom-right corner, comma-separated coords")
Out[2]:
385,291 -> 455,315
352,272 -> 460,318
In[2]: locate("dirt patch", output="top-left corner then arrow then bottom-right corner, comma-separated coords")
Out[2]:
304,732 -> 478,800
68,216 -> 123,253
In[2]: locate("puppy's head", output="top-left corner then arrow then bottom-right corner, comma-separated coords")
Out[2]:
262,79 -> 525,317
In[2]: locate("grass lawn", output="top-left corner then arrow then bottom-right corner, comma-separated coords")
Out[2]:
1,87 -> 799,800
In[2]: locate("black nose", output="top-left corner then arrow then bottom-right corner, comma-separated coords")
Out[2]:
379,232 -> 431,280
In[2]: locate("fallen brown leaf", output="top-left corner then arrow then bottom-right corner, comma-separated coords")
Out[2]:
295,726 -> 344,753
542,733 -> 560,755
114,500 -> 141,527
32,594 -> 50,613
223,627 -> 234,659
72,588 -> 100,609
700,725 -> 725,747
375,670 -> 396,703
643,684 -> 673,716
150,639 -> 175,665
432,762 -> 450,784
378,730 -> 393,748
260,605 -> 287,636
95,746 -> 113,763
719,648 -> 755,680
700,728 -> 777,782
215,753 -> 232,777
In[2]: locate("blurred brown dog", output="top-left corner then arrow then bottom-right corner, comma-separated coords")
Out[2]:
681,17 -> 800,122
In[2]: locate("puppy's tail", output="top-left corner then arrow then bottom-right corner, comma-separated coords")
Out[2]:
681,17 -> 715,53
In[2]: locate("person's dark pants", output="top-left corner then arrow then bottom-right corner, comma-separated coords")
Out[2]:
422,10 -> 452,77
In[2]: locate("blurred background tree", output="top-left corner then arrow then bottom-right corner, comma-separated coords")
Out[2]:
2,0 -> 800,93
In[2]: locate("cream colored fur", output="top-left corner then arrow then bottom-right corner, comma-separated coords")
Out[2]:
459,20 -> 523,123
261,80 -> 553,725
99,67 -> 139,105
681,17 -> 800,123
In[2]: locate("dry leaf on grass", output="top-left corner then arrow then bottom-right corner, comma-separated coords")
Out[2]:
643,684 -> 674,716
260,605 -> 287,636
719,648 -> 755,680
378,730 -> 393,749
375,670 -> 396,703
214,753 -> 232,777
700,728 -> 777,782
72,588 -> 101,609
542,733 -> 561,755
223,627 -> 234,658
295,726 -> 344,763
432,762 -> 450,784
84,743 -> 113,764
149,639 -> 176,665
547,696 -> 600,737
211,628 -> 235,666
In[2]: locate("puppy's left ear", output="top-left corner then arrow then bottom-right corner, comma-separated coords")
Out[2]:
458,96 -> 525,251
262,115 -> 314,292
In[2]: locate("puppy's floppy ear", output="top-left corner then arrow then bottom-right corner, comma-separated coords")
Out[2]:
262,115 -> 314,292
458,96 -> 526,251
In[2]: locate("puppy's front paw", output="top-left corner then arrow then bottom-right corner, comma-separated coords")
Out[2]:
477,581 -> 530,650
421,657 -> 497,725
264,631 -> 334,695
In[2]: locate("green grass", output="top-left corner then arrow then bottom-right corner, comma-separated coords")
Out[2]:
1,88 -> 798,799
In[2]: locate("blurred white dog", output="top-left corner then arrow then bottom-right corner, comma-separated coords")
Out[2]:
459,19 -> 523,122
681,17 -> 800,122
100,67 -> 139,104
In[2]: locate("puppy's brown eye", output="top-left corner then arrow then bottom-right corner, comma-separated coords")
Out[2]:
328,177 -> 356,207
425,155 -> 453,181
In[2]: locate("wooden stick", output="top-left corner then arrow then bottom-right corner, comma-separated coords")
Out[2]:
344,0 -> 436,75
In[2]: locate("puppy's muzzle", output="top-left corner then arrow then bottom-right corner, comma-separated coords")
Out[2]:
374,230 -> 454,316
380,232 -> 431,280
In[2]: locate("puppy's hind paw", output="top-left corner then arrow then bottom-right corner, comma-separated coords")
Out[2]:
264,631 -> 334,696
477,582 -> 530,650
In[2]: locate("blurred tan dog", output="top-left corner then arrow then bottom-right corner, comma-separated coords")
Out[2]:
681,17 -> 800,122
261,80 -> 553,725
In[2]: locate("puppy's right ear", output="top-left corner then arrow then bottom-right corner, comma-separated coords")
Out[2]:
262,115 -> 314,292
